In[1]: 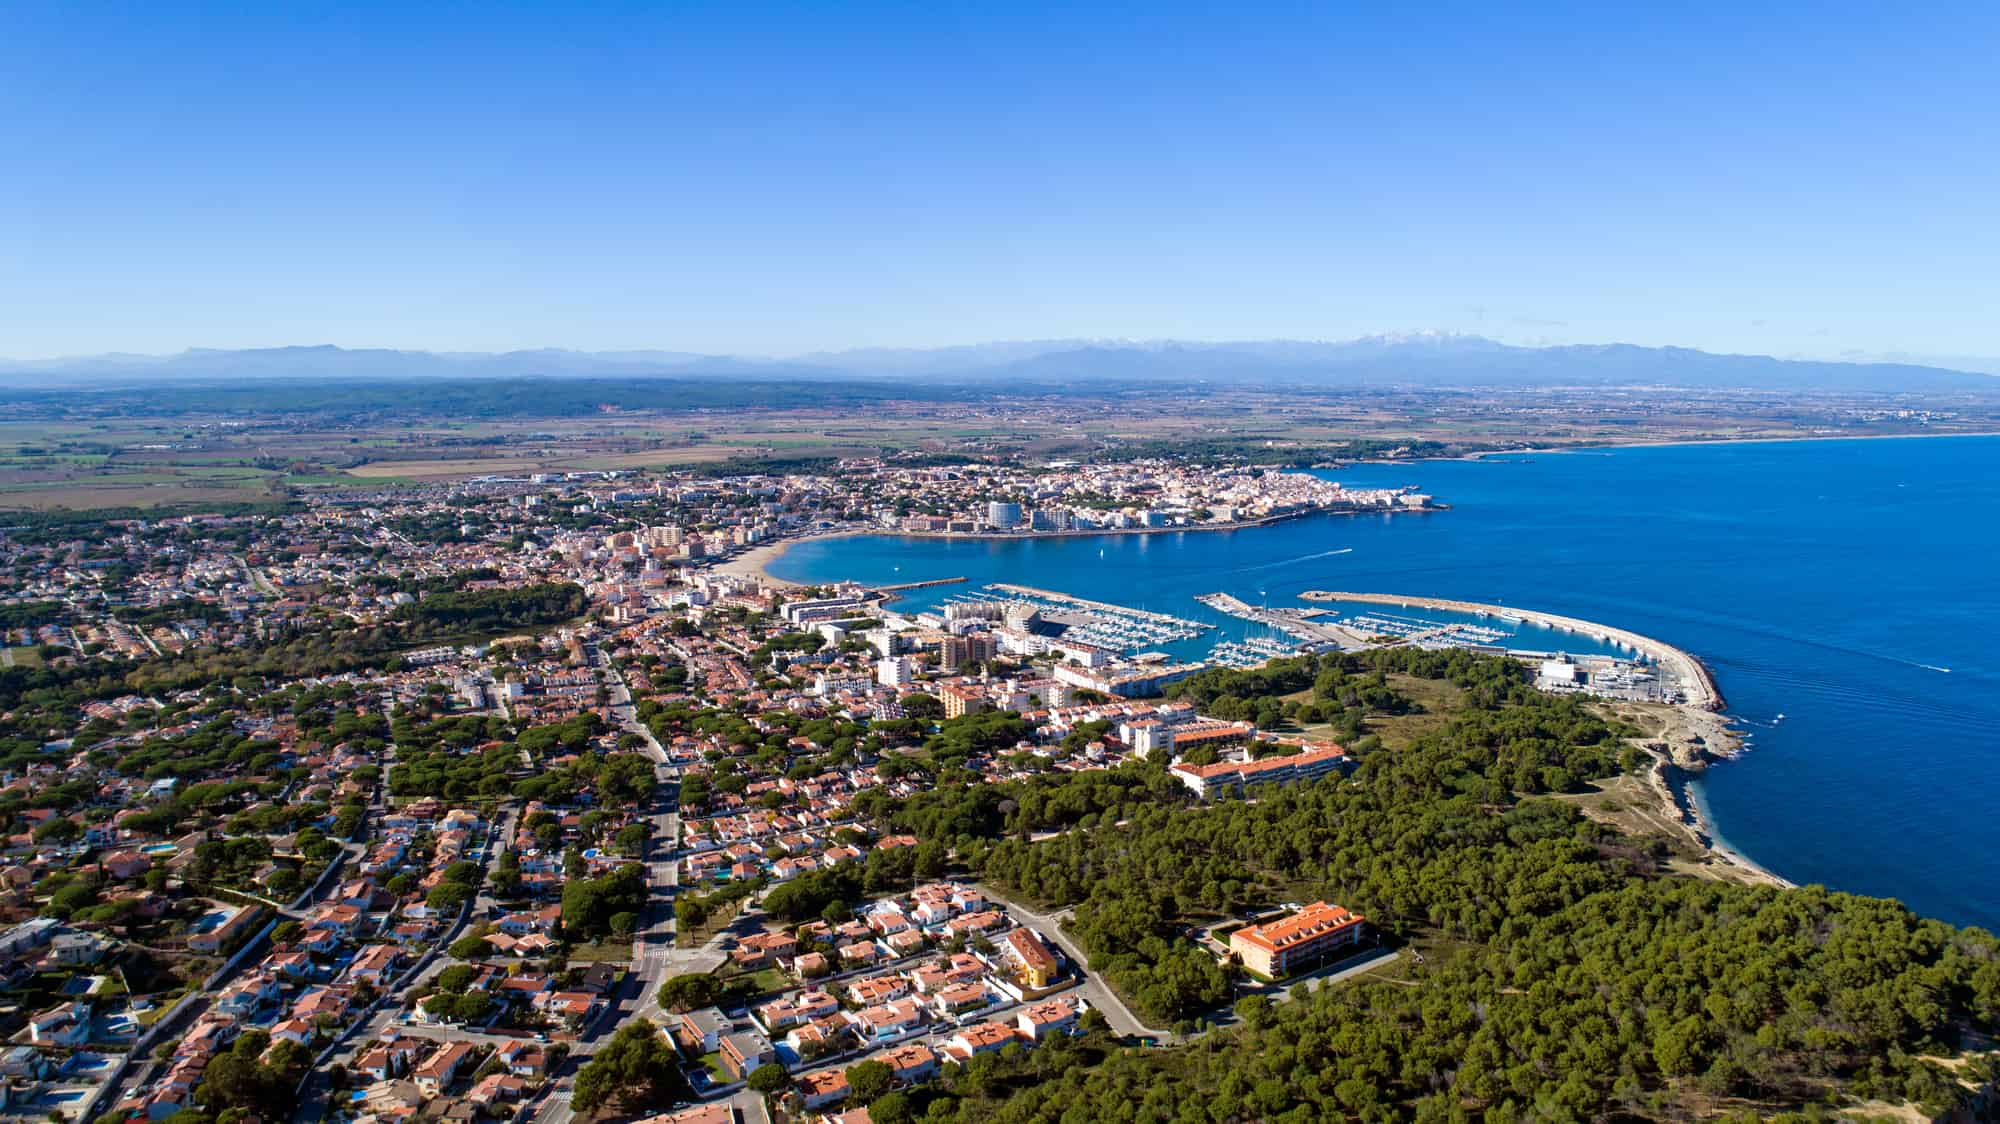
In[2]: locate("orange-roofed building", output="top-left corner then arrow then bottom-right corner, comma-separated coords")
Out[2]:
1227,900 -> 1366,979
1169,742 -> 1350,800
1002,928 -> 1060,989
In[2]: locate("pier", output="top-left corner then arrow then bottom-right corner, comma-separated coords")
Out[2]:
1192,592 -> 1371,649
987,583 -> 1213,629
1298,591 -> 1724,710
868,576 -> 967,593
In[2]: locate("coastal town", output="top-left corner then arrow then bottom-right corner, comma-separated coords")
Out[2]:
0,453 -> 1777,1124
12,4 -> 2000,1114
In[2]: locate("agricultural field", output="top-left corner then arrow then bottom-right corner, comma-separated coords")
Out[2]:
2,376 -> 1983,509
0,413 -> 914,508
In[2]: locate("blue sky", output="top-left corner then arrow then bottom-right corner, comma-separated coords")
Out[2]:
3,1 -> 1997,360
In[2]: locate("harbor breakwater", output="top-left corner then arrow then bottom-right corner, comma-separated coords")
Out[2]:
1298,591 -> 1724,710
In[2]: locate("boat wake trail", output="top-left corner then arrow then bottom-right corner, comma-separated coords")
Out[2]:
1234,547 -> 1352,574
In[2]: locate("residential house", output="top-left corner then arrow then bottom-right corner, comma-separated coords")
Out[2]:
718,1029 -> 775,1080
347,943 -> 404,987
188,905 -> 264,953
931,981 -> 991,1017
881,1042 -> 939,1084
754,989 -> 838,1032
27,1001 -> 90,1046
847,998 -> 925,1044
837,941 -> 880,968
270,1018 -> 317,1047
413,1041 -> 475,1095
797,1069 -> 849,1110
1016,994 -> 1086,1040
844,975 -> 907,1007
468,1074 -> 528,1108
678,1007 -> 731,1054
540,990 -> 601,1030
493,1040 -> 549,1079
291,985 -> 353,1023
944,1020 -> 1018,1060
730,930 -> 797,970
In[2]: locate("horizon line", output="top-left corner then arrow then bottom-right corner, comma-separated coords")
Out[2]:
1,332 -> 1992,373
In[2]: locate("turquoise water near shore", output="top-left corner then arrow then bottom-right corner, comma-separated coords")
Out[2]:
771,436 -> 2000,932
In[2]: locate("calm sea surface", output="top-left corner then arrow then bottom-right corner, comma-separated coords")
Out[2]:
771,436 -> 2000,932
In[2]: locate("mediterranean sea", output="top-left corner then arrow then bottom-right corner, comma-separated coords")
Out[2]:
769,435 -> 2000,933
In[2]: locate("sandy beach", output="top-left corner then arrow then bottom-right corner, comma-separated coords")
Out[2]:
708,539 -> 808,588
706,528 -> 874,589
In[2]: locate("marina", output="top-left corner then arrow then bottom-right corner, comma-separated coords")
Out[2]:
987,582 -> 1215,628
1204,635 -> 1303,669
1191,592 -> 1369,649
942,585 -> 1215,656
1335,611 -> 1512,647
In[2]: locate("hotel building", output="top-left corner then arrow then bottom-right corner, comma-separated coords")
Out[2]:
1228,900 -> 1367,979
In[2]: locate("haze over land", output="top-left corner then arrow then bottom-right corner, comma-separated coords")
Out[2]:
4,334 -> 1998,394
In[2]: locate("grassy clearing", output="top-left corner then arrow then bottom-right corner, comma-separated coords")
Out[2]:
1279,672 -> 1469,748
1362,674 -> 1470,748
565,937 -> 634,963
721,966 -> 790,996
676,896 -> 750,949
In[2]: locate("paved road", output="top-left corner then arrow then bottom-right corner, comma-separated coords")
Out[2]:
977,885 -> 1174,1040
292,777 -> 514,1123
1260,946 -> 1402,1002
527,645 -> 696,1124
472,804 -> 521,918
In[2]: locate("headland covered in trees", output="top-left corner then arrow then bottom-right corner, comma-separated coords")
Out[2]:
814,646 -> 2000,1120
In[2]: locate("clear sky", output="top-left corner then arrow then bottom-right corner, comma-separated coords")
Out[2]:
3,1 -> 1997,361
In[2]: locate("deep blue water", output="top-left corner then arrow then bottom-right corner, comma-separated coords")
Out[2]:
771,437 -> 2000,932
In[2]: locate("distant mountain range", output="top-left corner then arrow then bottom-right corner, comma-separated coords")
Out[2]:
3,334 -> 1996,393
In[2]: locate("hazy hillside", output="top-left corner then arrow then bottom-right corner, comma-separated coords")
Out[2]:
3,335 -> 1995,393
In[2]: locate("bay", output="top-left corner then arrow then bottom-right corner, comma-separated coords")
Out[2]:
770,435 -> 2000,932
